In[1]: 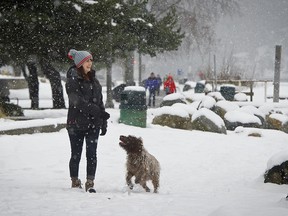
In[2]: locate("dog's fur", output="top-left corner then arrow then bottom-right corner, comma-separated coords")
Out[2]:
119,135 -> 160,193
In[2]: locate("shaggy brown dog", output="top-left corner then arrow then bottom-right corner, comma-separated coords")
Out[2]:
119,135 -> 160,193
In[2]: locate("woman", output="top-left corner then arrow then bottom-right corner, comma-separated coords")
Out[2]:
66,49 -> 110,193
163,75 -> 176,95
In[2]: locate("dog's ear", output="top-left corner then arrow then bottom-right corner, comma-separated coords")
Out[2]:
136,137 -> 143,146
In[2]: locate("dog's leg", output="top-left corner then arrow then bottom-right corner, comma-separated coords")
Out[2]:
126,171 -> 134,190
135,175 -> 150,192
134,176 -> 141,184
152,178 -> 159,193
139,180 -> 150,192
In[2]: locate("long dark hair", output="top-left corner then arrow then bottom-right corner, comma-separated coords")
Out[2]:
77,66 -> 93,81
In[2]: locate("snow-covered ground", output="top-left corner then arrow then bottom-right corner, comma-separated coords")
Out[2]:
0,80 -> 288,216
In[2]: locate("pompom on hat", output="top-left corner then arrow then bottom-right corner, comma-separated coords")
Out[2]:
68,49 -> 93,68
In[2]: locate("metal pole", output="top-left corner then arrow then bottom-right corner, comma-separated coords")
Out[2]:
213,54 -> 217,91
273,45 -> 281,102
264,81 -> 267,102
138,52 -> 142,85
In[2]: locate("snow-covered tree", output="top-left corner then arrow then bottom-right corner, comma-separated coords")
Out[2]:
147,0 -> 239,56
0,0 -> 184,108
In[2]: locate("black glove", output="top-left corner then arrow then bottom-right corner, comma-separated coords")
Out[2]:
101,111 -> 110,120
100,119 -> 107,136
100,127 -> 107,136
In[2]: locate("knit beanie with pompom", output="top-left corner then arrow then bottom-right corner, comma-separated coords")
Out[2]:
68,49 -> 93,68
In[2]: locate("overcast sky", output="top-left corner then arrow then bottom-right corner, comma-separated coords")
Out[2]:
217,0 -> 288,52
216,0 -> 288,80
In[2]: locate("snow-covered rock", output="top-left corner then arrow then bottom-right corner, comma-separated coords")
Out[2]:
191,108 -> 227,134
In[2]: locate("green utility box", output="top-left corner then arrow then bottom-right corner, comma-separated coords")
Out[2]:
194,82 -> 205,93
220,85 -> 236,101
119,87 -> 147,128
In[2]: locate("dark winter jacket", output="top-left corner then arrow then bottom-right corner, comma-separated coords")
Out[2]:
65,65 -> 107,131
145,77 -> 159,91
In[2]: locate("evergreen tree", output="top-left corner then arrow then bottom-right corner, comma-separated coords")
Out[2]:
0,0 -> 184,109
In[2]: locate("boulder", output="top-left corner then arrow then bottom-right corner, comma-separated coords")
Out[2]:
282,121 -> 288,133
207,92 -> 225,102
151,106 -> 192,130
213,100 -> 239,119
183,92 -> 205,104
191,108 -> 227,134
197,95 -> 216,110
183,81 -> 196,92
266,113 -> 288,133
160,99 -> 186,107
247,132 -> 262,137
264,160 -> 288,184
238,105 -> 266,128
152,114 -> 192,130
234,92 -> 248,102
171,103 -> 197,116
0,102 -> 23,117
160,93 -> 187,107
224,110 -> 262,130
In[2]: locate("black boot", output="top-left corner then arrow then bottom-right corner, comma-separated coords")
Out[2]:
71,177 -> 82,189
85,179 -> 96,193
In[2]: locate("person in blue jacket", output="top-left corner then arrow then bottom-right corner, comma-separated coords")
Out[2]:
145,72 -> 159,107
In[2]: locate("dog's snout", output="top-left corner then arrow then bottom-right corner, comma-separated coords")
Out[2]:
119,135 -> 128,142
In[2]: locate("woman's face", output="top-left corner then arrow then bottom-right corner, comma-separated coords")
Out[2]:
82,59 -> 93,74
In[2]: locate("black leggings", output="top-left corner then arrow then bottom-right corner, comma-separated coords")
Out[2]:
68,128 -> 100,180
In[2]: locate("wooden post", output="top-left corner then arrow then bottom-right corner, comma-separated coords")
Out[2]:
249,81 -> 253,101
273,45 -> 281,102
264,81 -> 267,102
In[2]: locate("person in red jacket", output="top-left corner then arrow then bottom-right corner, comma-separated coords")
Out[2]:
163,75 -> 176,95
